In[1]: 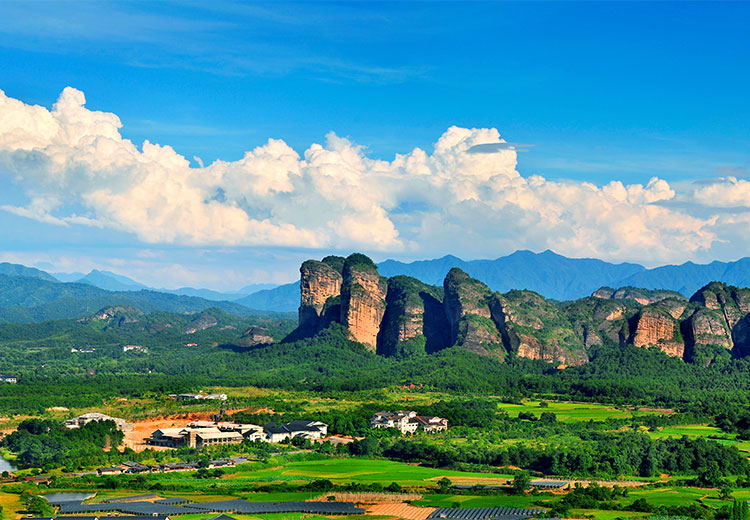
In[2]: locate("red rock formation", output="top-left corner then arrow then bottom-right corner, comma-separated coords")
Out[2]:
340,255 -> 388,351
298,259 -> 343,334
631,306 -> 684,358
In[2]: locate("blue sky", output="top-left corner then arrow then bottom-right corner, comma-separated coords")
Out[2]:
1,1 -> 749,289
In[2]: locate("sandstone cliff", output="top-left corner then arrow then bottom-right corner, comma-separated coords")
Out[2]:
378,275 -> 449,357
339,254 -> 388,351
685,282 -> 750,360
443,268 -> 505,358
298,257 -> 344,335
290,255 -> 750,365
629,304 -> 684,358
494,290 -> 587,366
562,297 -> 633,350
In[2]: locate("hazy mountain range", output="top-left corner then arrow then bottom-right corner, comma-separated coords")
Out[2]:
3,250 -> 750,318
241,251 -> 750,312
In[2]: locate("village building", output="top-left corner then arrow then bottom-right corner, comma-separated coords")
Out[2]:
263,420 -> 328,442
64,412 -> 133,432
187,420 -> 264,441
149,426 -> 244,449
0,375 -> 17,384
370,411 -> 448,434
122,344 -> 147,353
176,393 -> 228,401
97,466 -> 122,475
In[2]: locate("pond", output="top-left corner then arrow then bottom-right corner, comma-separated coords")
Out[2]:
43,492 -> 96,503
0,453 -> 17,472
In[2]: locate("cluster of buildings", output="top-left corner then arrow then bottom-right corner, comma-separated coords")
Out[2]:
64,412 -> 133,432
148,419 -> 328,448
370,410 -> 448,434
122,345 -> 148,353
171,393 -> 228,401
0,375 -> 17,384
98,458 -> 244,475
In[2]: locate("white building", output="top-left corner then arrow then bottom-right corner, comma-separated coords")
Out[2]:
370,411 -> 447,434
64,412 -> 133,432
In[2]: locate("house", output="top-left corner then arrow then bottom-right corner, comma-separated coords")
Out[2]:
370,411 -> 448,434
284,419 -> 328,438
120,461 -> 151,473
370,411 -> 419,433
123,344 -> 147,353
64,412 -> 133,432
97,466 -> 122,475
412,415 -> 449,433
0,375 -> 17,384
262,419 -> 328,442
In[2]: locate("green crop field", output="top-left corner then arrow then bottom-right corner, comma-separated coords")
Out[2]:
646,424 -> 750,453
496,400 -> 660,422
647,424 -> 724,438
570,509 -> 649,520
229,458 -> 514,486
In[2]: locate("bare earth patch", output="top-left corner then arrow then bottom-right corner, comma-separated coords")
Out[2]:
367,503 -> 434,520
122,409 -> 247,451
312,493 -> 423,504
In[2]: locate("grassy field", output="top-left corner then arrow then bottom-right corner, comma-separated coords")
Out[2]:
647,424 -> 750,454
228,458 -> 514,486
0,490 -> 22,520
496,400 -> 661,423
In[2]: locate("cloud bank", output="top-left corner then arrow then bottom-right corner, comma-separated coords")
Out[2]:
0,87 -> 745,264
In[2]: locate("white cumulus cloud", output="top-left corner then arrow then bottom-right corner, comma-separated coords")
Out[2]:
0,86 -> 744,264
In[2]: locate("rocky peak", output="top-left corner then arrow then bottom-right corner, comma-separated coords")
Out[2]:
593,286 -> 687,306
340,254 -> 387,350
379,276 -> 449,357
237,326 -> 274,348
298,259 -> 344,335
493,290 -> 587,366
82,305 -> 143,326
690,282 -> 750,329
562,297 -> 631,351
183,313 -> 218,334
442,268 -> 504,358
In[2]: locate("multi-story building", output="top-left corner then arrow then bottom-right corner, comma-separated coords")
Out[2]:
370,411 -> 448,434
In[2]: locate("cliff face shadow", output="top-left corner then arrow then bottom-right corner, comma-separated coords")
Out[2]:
421,292 -> 450,354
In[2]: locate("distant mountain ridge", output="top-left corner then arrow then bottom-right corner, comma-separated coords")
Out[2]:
0,262 -> 59,282
237,251 -> 750,312
51,269 -> 278,300
0,274 -> 282,324
378,250 -> 645,300
234,282 -> 300,312
77,269 -> 148,291
6,251 -> 750,315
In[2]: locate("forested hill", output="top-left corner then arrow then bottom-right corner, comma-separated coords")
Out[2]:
0,262 -> 58,282
0,274 -> 276,323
